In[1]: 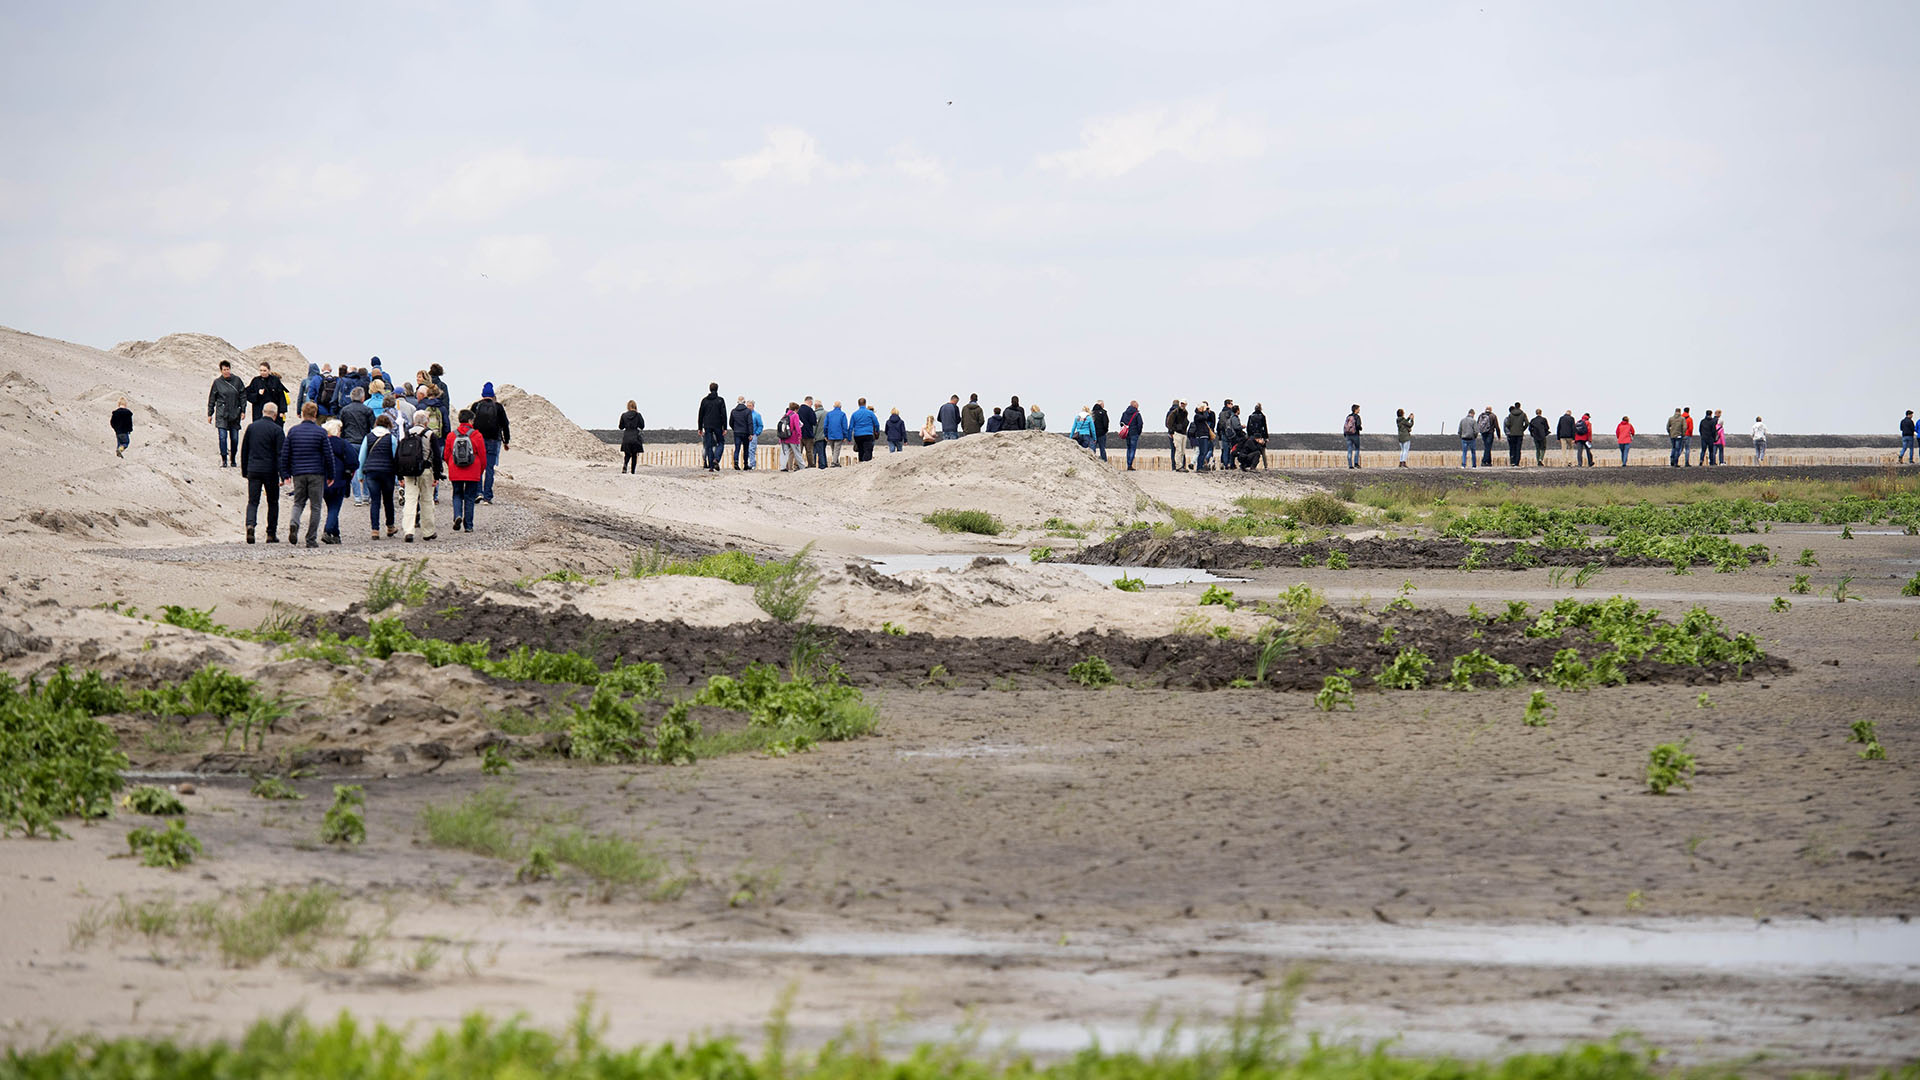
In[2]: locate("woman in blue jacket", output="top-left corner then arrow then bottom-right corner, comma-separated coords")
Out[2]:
1070,408 -> 1096,449
884,408 -> 907,453
359,415 -> 401,539
322,418 -> 360,545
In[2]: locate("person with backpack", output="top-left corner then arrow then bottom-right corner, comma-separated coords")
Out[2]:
1504,403 -> 1527,467
1475,406 -> 1496,467
937,395 -> 961,440
280,401 -> 337,549
239,403 -> 286,544
850,398 -> 880,461
1615,415 -> 1635,466
470,382 -> 510,500
1189,401 -> 1217,471
445,410 -> 487,531
1091,401 -> 1110,461
207,359 -> 247,467
824,401 -> 850,464
1395,408 -> 1414,467
884,407 -> 907,453
960,394 -> 985,436
359,414 -> 401,540
395,417 -> 439,543
1901,411 -> 1917,463
1165,399 -> 1189,471
1528,409 -> 1551,465
1574,413 -> 1594,466
1342,405 -> 1363,469
778,403 -> 804,471
1555,410 -> 1578,465
618,400 -> 645,473
295,363 -> 324,418
1002,396 -> 1027,431
1120,400 -> 1144,470
109,397 -> 133,458
321,418 -> 357,545
1457,408 -> 1478,468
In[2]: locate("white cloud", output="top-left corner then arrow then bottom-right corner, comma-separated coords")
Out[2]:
156,241 -> 226,283
1039,104 -> 1265,178
892,151 -> 947,185
147,185 -> 231,231
250,253 -> 305,280
465,234 -> 556,284
417,150 -> 593,222
252,160 -> 370,215
62,241 -> 126,284
766,258 -> 831,295
723,127 -> 865,184
582,250 -> 741,294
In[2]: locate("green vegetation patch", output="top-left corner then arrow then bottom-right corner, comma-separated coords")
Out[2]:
923,508 -> 1004,535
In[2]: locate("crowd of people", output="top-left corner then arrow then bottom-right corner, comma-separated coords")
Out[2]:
113,356 -> 517,546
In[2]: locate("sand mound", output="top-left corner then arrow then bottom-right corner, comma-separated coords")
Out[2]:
243,341 -> 311,374
795,430 -> 1160,526
493,383 -> 611,460
109,332 -> 253,376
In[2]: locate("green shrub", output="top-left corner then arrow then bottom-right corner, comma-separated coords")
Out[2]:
1523,690 -> 1555,728
127,819 -> 202,868
1375,648 -> 1432,690
597,661 -> 665,698
249,776 -> 303,800
567,685 -> 651,764
1068,656 -> 1115,688
1446,650 -> 1522,691
1112,574 -> 1144,592
123,785 -> 184,816
1198,585 -> 1237,609
480,744 -> 515,775
753,543 -> 819,622
0,671 -> 129,838
1646,739 -> 1696,794
1770,596 -> 1791,612
1314,675 -> 1354,712
922,509 -> 1003,535
320,785 -> 366,845
367,557 -> 431,614
1324,550 -> 1350,570
1849,720 -> 1887,760
687,662 -> 875,755
1795,548 -> 1818,567
1029,546 -> 1054,562
1288,491 -> 1355,526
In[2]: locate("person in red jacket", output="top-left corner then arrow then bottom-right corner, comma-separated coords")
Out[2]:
1573,412 -> 1595,467
443,410 -> 489,533
1615,415 -> 1635,467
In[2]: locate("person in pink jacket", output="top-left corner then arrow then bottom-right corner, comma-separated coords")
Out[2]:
778,402 -> 805,472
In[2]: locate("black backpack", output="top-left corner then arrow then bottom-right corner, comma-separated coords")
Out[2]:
394,432 -> 428,478
473,398 -> 502,434
776,415 -> 792,440
317,375 -> 338,409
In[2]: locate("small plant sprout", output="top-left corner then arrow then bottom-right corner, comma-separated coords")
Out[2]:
1771,596 -> 1791,612
516,845 -> 558,883
321,785 -> 367,846
1029,546 -> 1053,563
880,621 -> 907,636
480,744 -> 515,776
1646,738 -> 1697,795
1112,574 -> 1144,593
1068,656 -> 1114,688
1903,572 -> 1920,597
1198,585 -> 1237,609
1325,550 -> 1350,570
1386,581 -> 1417,612
250,776 -> 303,800
1299,552 -> 1319,568
127,820 -> 202,869
1832,575 -> 1857,603
1695,691 -> 1713,709
1377,625 -> 1398,646
1839,524 -> 1854,540
1789,574 -> 1811,595
1375,647 -> 1432,690
1624,890 -> 1645,912
1314,675 -> 1355,712
1523,690 -> 1555,728
1795,548 -> 1818,567
1849,720 -> 1886,760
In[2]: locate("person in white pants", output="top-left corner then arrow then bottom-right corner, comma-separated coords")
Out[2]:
401,419 -> 438,542
1750,417 -> 1770,464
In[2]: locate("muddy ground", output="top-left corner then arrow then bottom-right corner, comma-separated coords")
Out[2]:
1064,531 -> 1769,572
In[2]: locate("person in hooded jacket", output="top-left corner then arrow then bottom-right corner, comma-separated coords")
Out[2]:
1573,413 -> 1594,466
1220,405 -> 1246,470
359,415 -> 401,540
1394,408 -> 1414,467
1165,400 -> 1190,471
1091,401 -> 1110,461
1699,409 -> 1718,466
1189,402 -> 1217,471
985,407 -> 1003,433
729,397 -> 754,470
207,360 -> 247,466
960,394 -> 985,435
321,418 -> 358,544
1527,409 -> 1551,465
1002,397 -> 1027,431
338,387 -> 375,505
1070,407 -> 1095,448
1615,416 -> 1635,466
1505,404 -> 1528,466
445,410 -> 488,532
884,407 -> 907,452
1120,400 -> 1145,470
110,398 -> 133,458
619,401 -> 645,473
295,363 -> 324,418
779,403 -> 805,471
239,403 -> 286,544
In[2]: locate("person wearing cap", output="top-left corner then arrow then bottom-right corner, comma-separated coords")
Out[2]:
469,382 -> 510,502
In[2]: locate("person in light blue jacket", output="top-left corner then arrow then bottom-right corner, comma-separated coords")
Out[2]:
1070,407 -> 1096,449
849,398 -> 880,462
824,402 -> 850,466
747,401 -> 764,470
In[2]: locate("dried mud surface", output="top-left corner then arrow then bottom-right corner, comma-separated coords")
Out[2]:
1067,530 -> 1762,571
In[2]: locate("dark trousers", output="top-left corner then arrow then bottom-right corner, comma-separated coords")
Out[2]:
622,450 -> 638,473
1095,434 -> 1108,460
482,437 -> 501,499
365,472 -> 396,531
324,488 -> 346,537
217,425 -> 238,464
245,475 -> 279,534
854,434 -> 875,461
1479,431 -> 1495,465
1507,435 -> 1523,465
702,430 -> 723,469
452,480 -> 480,529
1125,432 -> 1140,468
732,434 -> 750,468
287,474 -> 324,543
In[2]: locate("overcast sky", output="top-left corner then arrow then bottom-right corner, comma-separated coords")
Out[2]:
2,1 -> 1913,432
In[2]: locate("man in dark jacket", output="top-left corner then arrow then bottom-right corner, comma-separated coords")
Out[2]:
207,360 -> 247,466
1555,410 -> 1578,466
1165,400 -> 1189,471
1901,411 -> 1917,463
1343,405 -> 1364,469
280,402 -> 337,548
1527,409 -> 1551,465
1002,396 -> 1027,431
960,394 -> 985,435
1245,403 -> 1268,470
338,387 -> 375,505
1699,409 -> 1718,466
1504,403 -> 1528,467
239,404 -> 287,543
1091,401 -> 1110,461
797,397 -> 821,468
245,362 -> 288,425
728,397 -> 754,470
1475,406 -> 1496,467
470,382 -> 511,499
697,382 -> 727,471
1118,400 -> 1144,470
937,396 -> 961,440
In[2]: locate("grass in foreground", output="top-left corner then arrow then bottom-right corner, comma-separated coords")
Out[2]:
6,999 -> 1912,1080
924,508 -> 1004,535
420,787 -> 676,897
68,885 -> 345,968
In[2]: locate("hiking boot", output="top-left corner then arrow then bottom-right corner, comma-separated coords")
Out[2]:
265,533 -> 278,544
306,538 -> 318,549
371,530 -> 381,541
322,534 -> 339,545
115,447 -> 124,458
451,521 -> 461,532
386,526 -> 397,537
404,534 -> 414,543
246,528 -> 255,544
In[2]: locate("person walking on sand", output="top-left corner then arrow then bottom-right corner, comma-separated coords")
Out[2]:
850,398 -> 880,461
281,401 -> 336,549
321,418 -> 357,544
1091,400 -> 1110,461
920,414 -> 938,447
697,382 -> 727,472
245,361 -> 288,425
470,383 -> 510,501
619,400 -> 645,473
1751,416 -> 1770,464
1474,406 -> 1495,467
1503,403 -> 1526,467
796,397 -> 820,468
824,400 -> 850,464
1615,415 -> 1635,466
1901,411 -> 1917,463
1028,404 -> 1047,431
396,417 -> 439,543
779,403 -> 805,470
960,393 -> 985,436
748,400 -> 765,470
1681,407 -> 1695,466
938,395 -> 961,440
1458,408 -> 1477,468
1003,396 -> 1027,431
1528,409 -> 1550,465
1554,409 -> 1576,465
728,396 -> 753,470
1190,401 -> 1217,471
359,415 -> 402,540
1395,408 -> 1415,467
1714,409 -> 1727,466
109,398 -> 133,458
239,403 -> 286,544
207,360 -> 246,467
1343,404 -> 1363,469
1574,413 -> 1595,466
885,407 -> 907,453
1166,399 -> 1189,471
1698,408 -> 1717,466
445,409 -> 487,533
1666,408 -> 1687,467
339,387 -> 374,505
1120,400 -> 1144,470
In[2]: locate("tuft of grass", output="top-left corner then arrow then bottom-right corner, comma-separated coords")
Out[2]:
1068,656 -> 1115,688
1832,575 -> 1857,603
127,819 -> 202,868
923,509 -> 1004,535
1646,738 -> 1697,795
1523,690 -> 1555,728
419,789 -> 669,895
753,543 -> 819,623
367,557 -> 431,614
321,785 -> 366,846
633,545 -> 780,584
250,776 -> 303,800
420,786 -> 522,860
1112,574 -> 1144,593
72,886 -> 344,967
